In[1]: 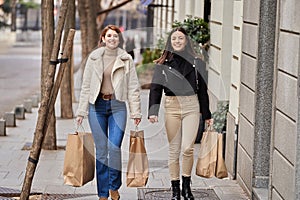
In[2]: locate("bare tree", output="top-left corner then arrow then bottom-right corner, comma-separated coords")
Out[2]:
41,0 -> 56,150
60,0 -> 75,119
20,1 -> 71,198
86,0 -> 99,52
10,0 -> 17,31
77,0 -> 89,60
76,0 -> 99,79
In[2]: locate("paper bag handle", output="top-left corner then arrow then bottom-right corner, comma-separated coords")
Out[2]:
131,125 -> 140,137
204,124 -> 215,132
73,119 -> 86,134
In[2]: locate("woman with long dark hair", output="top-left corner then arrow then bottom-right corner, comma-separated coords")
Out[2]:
148,27 -> 212,200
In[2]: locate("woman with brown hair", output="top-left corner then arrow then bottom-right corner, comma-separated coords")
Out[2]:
76,25 -> 141,200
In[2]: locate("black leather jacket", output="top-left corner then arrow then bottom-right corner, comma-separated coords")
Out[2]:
148,53 -> 212,120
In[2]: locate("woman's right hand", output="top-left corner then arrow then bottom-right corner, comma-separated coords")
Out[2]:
148,115 -> 158,123
205,118 -> 214,126
76,115 -> 84,125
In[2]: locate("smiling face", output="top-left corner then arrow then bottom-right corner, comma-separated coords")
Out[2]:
170,30 -> 187,52
101,29 -> 120,50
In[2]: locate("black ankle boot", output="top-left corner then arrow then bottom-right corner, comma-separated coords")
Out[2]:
182,176 -> 194,200
171,180 -> 181,200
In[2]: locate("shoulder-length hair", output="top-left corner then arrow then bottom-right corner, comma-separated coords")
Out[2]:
155,27 -> 197,64
98,24 -> 124,49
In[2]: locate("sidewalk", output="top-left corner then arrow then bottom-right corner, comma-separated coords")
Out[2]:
0,88 -> 249,200
0,30 -> 249,199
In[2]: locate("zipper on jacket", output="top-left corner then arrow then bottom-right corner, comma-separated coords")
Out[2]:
162,69 -> 168,83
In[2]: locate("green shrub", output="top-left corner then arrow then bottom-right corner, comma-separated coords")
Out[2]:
172,15 -> 210,46
137,37 -> 165,76
212,101 -> 229,133
136,63 -> 155,75
19,0 -> 40,9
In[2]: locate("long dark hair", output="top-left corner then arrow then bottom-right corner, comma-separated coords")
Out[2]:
155,27 -> 197,64
98,24 -> 124,49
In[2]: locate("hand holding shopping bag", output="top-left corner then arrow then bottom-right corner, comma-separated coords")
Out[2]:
126,127 -> 149,187
63,126 -> 95,187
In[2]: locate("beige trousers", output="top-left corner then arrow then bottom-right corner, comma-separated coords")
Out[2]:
164,95 -> 200,180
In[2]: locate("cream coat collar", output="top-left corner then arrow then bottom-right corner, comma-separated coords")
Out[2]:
89,47 -> 131,77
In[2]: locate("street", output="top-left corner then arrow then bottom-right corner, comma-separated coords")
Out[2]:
0,43 -> 41,118
0,30 -> 82,119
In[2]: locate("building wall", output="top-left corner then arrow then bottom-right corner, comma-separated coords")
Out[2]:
153,0 -> 300,199
208,0 -> 233,112
237,0 -> 259,196
174,0 -> 186,21
173,0 -> 204,22
238,0 -> 300,198
271,0 -> 299,199
225,0 -> 243,180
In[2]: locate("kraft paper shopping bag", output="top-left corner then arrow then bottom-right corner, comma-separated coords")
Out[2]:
196,127 -> 228,179
126,129 -> 149,187
63,132 -> 95,187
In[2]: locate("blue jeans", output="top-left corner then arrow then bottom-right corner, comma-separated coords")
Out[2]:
88,98 -> 127,198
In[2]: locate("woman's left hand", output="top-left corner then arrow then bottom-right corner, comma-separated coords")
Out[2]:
134,118 -> 141,126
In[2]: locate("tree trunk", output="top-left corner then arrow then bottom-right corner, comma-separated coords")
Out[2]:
10,0 -> 17,31
42,113 -> 56,149
20,0 -> 70,198
60,0 -> 75,119
76,0 -> 98,83
86,0 -> 98,52
77,0 -> 88,61
41,0 -> 57,150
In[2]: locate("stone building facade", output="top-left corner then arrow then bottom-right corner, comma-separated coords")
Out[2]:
152,0 -> 300,199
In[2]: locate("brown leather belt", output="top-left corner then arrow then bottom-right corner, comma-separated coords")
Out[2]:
100,93 -> 115,100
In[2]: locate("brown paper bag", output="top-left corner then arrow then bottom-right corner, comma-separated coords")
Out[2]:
126,129 -> 149,187
215,133 -> 228,178
196,127 -> 228,178
196,129 -> 218,178
63,132 -> 95,187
